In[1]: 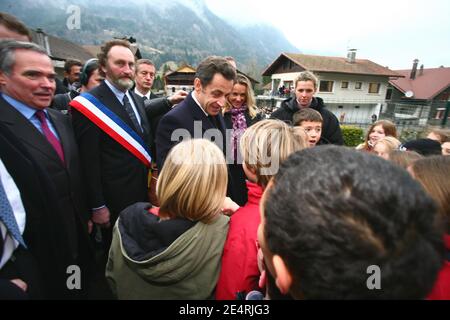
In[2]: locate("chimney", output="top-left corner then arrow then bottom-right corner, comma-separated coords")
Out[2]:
347,49 -> 357,63
410,59 -> 419,80
419,64 -> 424,76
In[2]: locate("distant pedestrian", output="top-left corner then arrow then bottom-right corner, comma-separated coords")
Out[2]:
371,114 -> 378,123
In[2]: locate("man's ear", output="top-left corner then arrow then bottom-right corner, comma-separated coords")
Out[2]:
100,65 -> 108,78
194,78 -> 202,92
272,254 -> 293,295
0,71 -> 7,86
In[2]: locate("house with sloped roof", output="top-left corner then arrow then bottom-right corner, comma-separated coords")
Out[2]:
31,28 -> 94,77
164,64 -> 197,94
262,50 -> 403,124
164,64 -> 259,96
388,60 -> 450,125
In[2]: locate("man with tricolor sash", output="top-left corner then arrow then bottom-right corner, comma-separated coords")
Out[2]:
71,40 -> 151,259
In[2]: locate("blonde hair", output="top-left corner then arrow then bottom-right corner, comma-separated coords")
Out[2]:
223,74 -> 258,119
240,119 -> 307,187
374,136 -> 401,152
157,139 -> 228,224
427,127 -> 450,144
295,71 -> 319,90
388,150 -> 423,169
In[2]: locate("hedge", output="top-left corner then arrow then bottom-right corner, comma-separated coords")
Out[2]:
341,125 -> 364,147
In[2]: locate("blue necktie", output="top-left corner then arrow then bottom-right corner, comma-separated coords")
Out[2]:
0,178 -> 27,248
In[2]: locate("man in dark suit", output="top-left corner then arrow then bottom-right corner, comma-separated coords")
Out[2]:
156,56 -> 236,168
0,122 -> 75,299
133,59 -> 187,156
156,56 -> 240,200
133,58 -> 187,205
71,40 -> 151,254
0,40 -> 95,298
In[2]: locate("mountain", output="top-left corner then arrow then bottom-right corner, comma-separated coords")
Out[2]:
0,0 -> 299,79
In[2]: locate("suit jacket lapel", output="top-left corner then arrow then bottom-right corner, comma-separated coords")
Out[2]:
0,97 -> 62,165
130,91 -> 150,137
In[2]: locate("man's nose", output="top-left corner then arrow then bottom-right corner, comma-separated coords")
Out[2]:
217,96 -> 227,107
123,64 -> 133,74
41,77 -> 54,88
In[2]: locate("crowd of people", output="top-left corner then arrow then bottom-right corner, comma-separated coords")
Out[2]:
0,12 -> 449,300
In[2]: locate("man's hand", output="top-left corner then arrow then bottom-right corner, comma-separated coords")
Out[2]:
168,90 -> 188,106
10,279 -> 27,292
92,207 -> 111,228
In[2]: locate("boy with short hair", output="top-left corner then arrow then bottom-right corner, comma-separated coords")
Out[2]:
258,146 -> 444,299
293,108 -> 323,147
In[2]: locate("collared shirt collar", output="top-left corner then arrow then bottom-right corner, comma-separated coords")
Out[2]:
134,87 -> 151,100
105,79 -> 127,103
192,91 -> 208,117
1,93 -> 48,120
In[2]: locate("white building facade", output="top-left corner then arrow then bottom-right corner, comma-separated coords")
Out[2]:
262,52 -> 402,124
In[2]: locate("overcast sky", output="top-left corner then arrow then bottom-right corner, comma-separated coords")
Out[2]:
205,0 -> 450,70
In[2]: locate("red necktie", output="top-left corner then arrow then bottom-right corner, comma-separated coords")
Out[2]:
35,110 -> 65,164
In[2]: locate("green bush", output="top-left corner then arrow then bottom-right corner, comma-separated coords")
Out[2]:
341,125 -> 364,147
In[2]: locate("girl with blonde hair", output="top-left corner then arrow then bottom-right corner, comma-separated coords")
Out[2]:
106,139 -> 230,299
373,136 -> 401,160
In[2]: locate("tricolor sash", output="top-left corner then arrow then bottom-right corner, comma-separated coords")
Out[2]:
70,93 -> 151,168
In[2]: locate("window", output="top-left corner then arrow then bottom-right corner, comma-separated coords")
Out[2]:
355,82 -> 362,90
341,81 -> 349,89
386,88 -> 393,100
338,105 -> 343,109
285,81 -> 293,90
369,83 -> 380,94
319,81 -> 334,92
355,106 -> 360,109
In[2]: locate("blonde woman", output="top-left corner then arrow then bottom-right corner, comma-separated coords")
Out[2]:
223,74 -> 262,206
216,119 -> 306,299
106,139 -> 230,299
356,120 -> 398,152
373,136 -> 401,160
